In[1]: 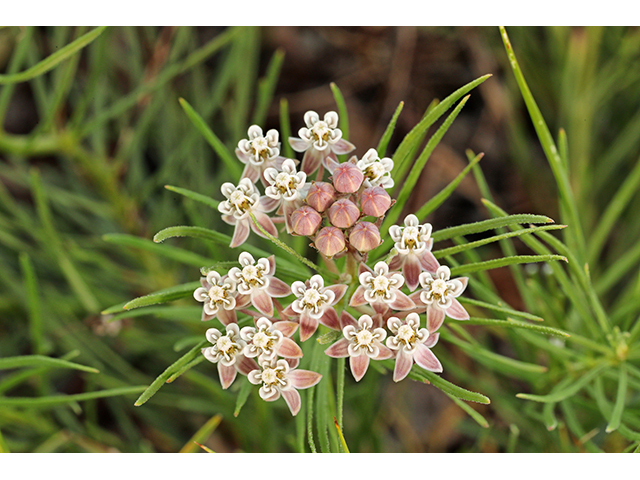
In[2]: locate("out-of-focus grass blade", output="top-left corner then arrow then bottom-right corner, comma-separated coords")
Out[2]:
166,356 -> 204,383
543,401 -> 559,431
516,364 -> 608,403
334,417 -> 350,452
444,392 -> 489,428
450,254 -> 567,276
107,305 -> 202,323
414,152 -> 483,221
459,317 -> 570,337
123,281 -> 200,310
433,224 -> 566,259
134,340 -> 208,406
0,26 -> 107,84
606,363 -> 628,433
432,214 -> 554,242
0,386 -> 145,408
179,414 -> 222,453
458,297 -> 544,322
280,98 -> 294,159
409,368 -> 490,404
376,101 -> 404,157
383,95 -> 470,231
252,48 -> 284,126
164,185 -> 219,210
330,83 -> 349,142
103,233 -> 211,268
0,355 -> 98,374
19,252 -> 45,355
178,97 -> 242,178
0,428 -> 8,453
234,378 -> 253,417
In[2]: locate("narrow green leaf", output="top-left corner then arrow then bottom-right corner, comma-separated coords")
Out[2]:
459,317 -> 570,338
409,369 -> 490,404
606,363 -> 628,433
516,364 -> 608,403
179,414 -> 223,453
445,392 -> 489,428
164,185 -> 219,210
19,252 -> 45,355
543,402 -> 558,431
330,83 -> 349,141
458,297 -> 544,322
0,26 -> 107,84
333,417 -> 350,452
0,386 -> 145,408
0,355 -> 98,374
376,101 -> 404,157
279,97 -> 294,159
178,97 -> 242,178
166,356 -> 205,383
134,340 -> 208,406
432,214 -> 554,242
414,152 -> 484,221
450,254 -> 567,276
252,49 -> 285,126
234,378 -> 253,417
124,281 -> 201,310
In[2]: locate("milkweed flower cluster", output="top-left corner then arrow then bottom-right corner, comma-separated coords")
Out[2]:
194,110 -> 470,416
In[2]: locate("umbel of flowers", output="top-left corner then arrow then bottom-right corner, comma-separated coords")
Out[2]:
193,111 -> 469,416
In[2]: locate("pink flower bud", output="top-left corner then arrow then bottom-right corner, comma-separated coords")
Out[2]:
327,198 -> 360,229
349,221 -> 381,253
314,226 -> 346,257
332,162 -> 364,193
291,206 -> 322,236
360,186 -> 391,217
306,182 -> 336,212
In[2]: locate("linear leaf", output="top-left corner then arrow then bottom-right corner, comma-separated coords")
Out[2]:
459,317 -> 570,337
516,364 -> 608,403
444,392 -> 489,428
606,363 -> 628,433
164,185 -> 219,210
376,101 -> 404,157
432,214 -> 554,242
450,254 -> 567,276
330,83 -> 349,142
0,355 -> 99,374
408,368 -> 490,404
458,297 -> 544,322
123,282 -> 201,310
179,414 -> 223,453
0,27 -> 107,84
0,386 -> 145,408
234,377 -> 253,417
252,49 -> 285,126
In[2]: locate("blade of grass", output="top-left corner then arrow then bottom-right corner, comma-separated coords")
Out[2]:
123,281 -> 201,310
431,214 -> 554,242
179,414 -> 222,453
0,355 -> 98,374
605,363 -> 628,433
459,317 -> 570,338
252,49 -> 284,126
444,392 -> 489,428
19,252 -> 45,355
376,101 -> 404,157
449,254 -> 567,276
516,364 -> 608,403
0,386 -> 145,408
164,185 -> 219,210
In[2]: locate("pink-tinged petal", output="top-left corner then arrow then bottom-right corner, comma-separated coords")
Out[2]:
285,357 -> 300,369
419,250 -> 440,272
403,255 -> 422,292
236,355 -> 260,376
300,148 -> 323,175
339,310 -> 358,329
325,284 -> 348,304
217,308 -> 237,326
375,344 -> 395,360
414,344 -> 443,373
349,286 -> 367,307
350,354 -> 370,382
289,369 -> 322,389
258,195 -> 280,213
446,299 -> 470,320
372,301 -> 389,315
388,255 -> 403,271
282,388 -> 302,416
427,306 -> 446,332
266,255 -> 276,276
240,163 -> 260,183
332,138 -> 356,155
393,350 -> 414,382
278,337 -> 303,358
230,220 -> 250,248
217,363 -> 237,389
389,291 -> 416,311
251,212 -> 279,239
251,289 -> 274,316
409,291 -> 425,307
289,137 -> 310,152
322,153 -> 339,174
319,307 -> 340,330
424,332 -> 440,349
272,320 -> 299,337
358,262 -> 373,276
267,277 -> 291,297
235,294 -> 251,309
282,304 -> 297,317
201,310 -> 215,322
324,338 -> 350,358
299,311 -> 319,341
371,314 -> 385,329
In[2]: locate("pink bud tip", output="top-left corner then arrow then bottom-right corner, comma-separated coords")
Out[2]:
291,206 -> 322,236
327,198 -> 360,229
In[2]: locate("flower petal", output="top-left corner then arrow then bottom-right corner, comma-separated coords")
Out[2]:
250,212 -> 279,239
389,291 -> 416,311
324,338 -> 350,358
403,255 -> 422,292
289,137 -> 310,152
282,388 -> 302,416
267,277 -> 291,297
240,163 -> 260,183
258,195 -> 280,213
289,369 -> 322,389
251,289 -> 274,316
299,311 -> 319,341
375,344 -> 395,360
272,320 -> 299,337
419,250 -> 440,272
427,306 -> 446,332
319,307 -> 340,330
393,350 -> 414,383
235,355 -> 259,376
446,298 -> 470,320
387,254 -> 403,271
325,284 -> 348,304
277,337 -> 303,358
350,354 -> 370,382
339,310 -> 358,329
414,344 -> 443,372
217,308 -> 237,326
300,148 -> 324,175
229,220 -> 250,248
332,138 -> 355,155
349,286 -> 367,307
424,332 -> 440,349
217,363 -> 237,390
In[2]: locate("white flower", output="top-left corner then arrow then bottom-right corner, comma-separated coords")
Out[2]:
416,265 -> 469,332
237,125 -> 280,167
264,159 -> 307,202
193,271 -> 236,322
350,261 -> 415,312
240,317 -> 302,363
218,178 -> 260,221
203,324 -> 246,367
356,148 -> 394,189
